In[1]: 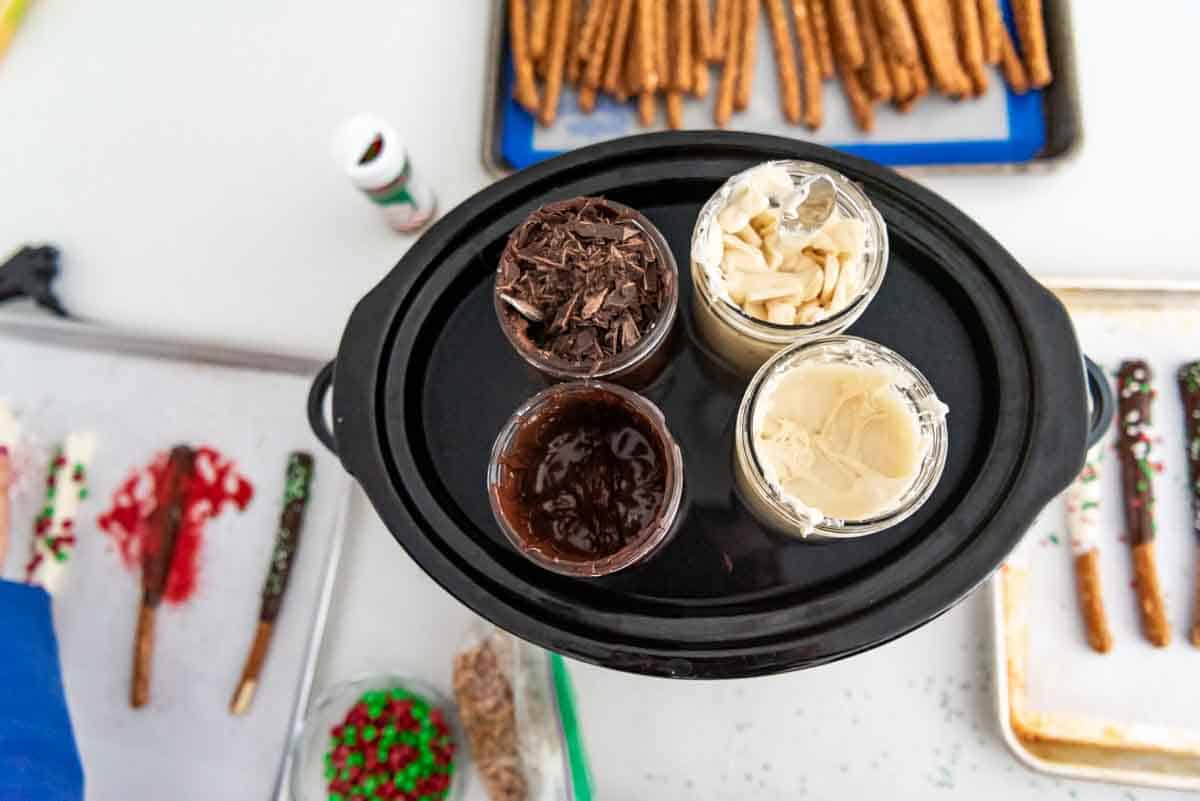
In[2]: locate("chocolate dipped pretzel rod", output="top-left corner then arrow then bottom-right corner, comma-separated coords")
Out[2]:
1179,361 -> 1200,646
1116,361 -> 1170,647
1066,448 -> 1113,653
25,432 -> 96,595
132,445 -> 195,708
230,452 -> 314,714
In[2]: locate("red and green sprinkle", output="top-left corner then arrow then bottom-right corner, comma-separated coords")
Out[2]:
323,687 -> 455,801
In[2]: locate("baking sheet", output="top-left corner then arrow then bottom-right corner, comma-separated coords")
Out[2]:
484,0 -> 1080,174
992,287 -> 1200,790
0,316 -> 351,801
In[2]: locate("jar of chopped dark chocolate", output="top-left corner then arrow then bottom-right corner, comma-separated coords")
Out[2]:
494,197 -> 679,388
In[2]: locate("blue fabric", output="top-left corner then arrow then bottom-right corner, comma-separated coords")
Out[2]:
0,581 -> 84,801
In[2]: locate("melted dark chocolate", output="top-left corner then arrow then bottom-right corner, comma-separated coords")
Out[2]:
497,390 -> 668,561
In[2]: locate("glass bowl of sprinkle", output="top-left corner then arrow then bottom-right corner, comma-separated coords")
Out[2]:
289,675 -> 465,801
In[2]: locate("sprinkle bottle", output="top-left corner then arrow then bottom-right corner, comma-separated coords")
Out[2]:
334,114 -> 437,234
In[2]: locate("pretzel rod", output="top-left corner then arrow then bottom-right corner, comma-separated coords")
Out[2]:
1012,0 -> 1050,87
887,54 -> 914,102
871,0 -> 917,65
584,0 -> 618,88
998,21 -> 1029,94
826,0 -> 864,70
790,0 -> 823,127
634,0 -> 658,91
977,0 -> 1001,64
638,89 -> 658,124
692,25 -> 712,96
578,0 -> 608,67
510,0 -> 542,112
578,84 -> 598,111
673,0 -> 694,91
655,0 -> 670,86
531,0 -> 553,60
834,21 -> 873,130
1116,361 -> 1169,647
603,0 -> 636,95
953,0 -> 986,94
714,0 -> 742,124
131,445 -> 195,708
712,0 -> 733,61
666,89 -> 685,128
895,51 -> 928,110
734,0 -> 759,111
764,0 -> 802,122
1178,362 -> 1200,646
694,0 -> 715,60
1074,550 -> 1112,654
1066,452 -> 1113,653
540,0 -> 573,125
907,0 -> 968,95
626,1 -> 645,92
855,0 -> 892,100
566,0 -> 587,83
808,0 -> 835,79
1133,542 -> 1170,647
910,49 -> 930,97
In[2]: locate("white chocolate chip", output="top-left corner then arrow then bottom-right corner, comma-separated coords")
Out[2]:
766,300 -> 797,325
820,252 -> 840,305
736,225 -> 762,248
744,164 -> 794,200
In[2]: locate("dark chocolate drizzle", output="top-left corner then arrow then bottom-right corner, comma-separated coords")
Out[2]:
259,451 -> 314,621
1116,361 -> 1157,545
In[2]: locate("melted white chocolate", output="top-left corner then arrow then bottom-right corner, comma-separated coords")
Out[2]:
754,363 -> 924,523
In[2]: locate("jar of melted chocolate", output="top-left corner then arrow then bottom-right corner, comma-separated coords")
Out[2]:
487,381 -> 684,577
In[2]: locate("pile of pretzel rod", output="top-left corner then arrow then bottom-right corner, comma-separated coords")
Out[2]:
509,0 -> 1053,131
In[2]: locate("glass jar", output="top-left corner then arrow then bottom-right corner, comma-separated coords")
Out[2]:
733,336 -> 948,539
690,160 -> 888,377
494,198 -> 679,389
487,381 -> 684,576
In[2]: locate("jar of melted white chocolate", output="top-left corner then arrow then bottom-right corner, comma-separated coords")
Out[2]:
690,161 -> 888,376
733,336 -> 948,539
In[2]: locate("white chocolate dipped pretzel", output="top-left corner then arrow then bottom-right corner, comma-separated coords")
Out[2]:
26,431 -> 97,595
1065,447 -> 1102,556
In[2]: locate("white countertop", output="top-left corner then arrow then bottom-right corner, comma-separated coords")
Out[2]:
3,1 -> 1198,799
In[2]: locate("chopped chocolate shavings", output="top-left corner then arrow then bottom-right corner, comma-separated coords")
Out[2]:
496,197 -> 672,369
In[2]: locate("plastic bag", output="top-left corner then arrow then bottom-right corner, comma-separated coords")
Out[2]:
452,627 -> 593,801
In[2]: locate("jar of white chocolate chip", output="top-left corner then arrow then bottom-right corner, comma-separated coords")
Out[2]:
689,160 -> 888,376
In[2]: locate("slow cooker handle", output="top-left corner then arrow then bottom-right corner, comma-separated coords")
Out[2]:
1083,355 -> 1114,450
307,360 -> 338,456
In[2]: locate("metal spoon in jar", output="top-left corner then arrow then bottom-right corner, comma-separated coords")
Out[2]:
778,174 -> 838,237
